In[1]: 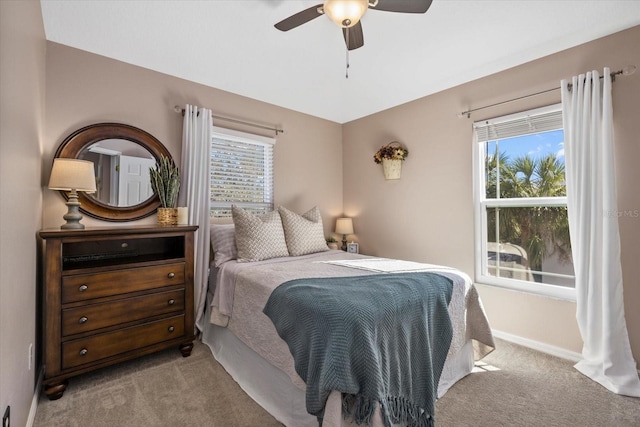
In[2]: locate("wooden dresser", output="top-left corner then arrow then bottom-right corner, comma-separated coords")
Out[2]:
38,225 -> 198,400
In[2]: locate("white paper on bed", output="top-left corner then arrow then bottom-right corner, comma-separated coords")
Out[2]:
316,257 -> 456,273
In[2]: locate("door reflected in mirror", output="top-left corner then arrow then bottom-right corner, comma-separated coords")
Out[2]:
78,139 -> 156,208
53,123 -> 173,222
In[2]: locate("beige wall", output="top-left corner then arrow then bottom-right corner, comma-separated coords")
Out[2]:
43,43 -> 344,233
0,1 -> 46,426
343,25 -> 640,360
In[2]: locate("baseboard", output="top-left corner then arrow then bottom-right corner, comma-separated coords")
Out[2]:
491,329 -> 582,362
26,367 -> 44,427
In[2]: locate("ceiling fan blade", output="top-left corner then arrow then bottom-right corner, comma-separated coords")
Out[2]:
343,21 -> 364,50
274,4 -> 324,31
372,0 -> 433,13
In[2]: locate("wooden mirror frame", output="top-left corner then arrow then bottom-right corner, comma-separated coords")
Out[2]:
54,123 -> 173,222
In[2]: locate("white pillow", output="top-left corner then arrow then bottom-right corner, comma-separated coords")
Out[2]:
232,206 -> 289,262
279,206 -> 329,257
210,223 -> 237,267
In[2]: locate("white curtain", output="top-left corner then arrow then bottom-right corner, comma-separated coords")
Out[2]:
179,104 -> 212,332
562,68 -> 640,396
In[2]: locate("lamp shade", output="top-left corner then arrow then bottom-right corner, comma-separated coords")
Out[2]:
48,158 -> 97,193
335,217 -> 354,235
324,0 -> 368,28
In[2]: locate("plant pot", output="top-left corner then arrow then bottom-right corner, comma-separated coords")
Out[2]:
327,242 -> 339,250
382,158 -> 402,180
157,208 -> 178,225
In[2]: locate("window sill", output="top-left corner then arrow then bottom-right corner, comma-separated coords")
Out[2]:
475,275 -> 576,302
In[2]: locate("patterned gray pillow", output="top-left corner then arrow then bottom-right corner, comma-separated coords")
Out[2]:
279,206 -> 329,256
210,223 -> 237,267
232,206 -> 289,262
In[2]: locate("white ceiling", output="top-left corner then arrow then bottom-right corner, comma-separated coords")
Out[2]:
40,1 -> 640,124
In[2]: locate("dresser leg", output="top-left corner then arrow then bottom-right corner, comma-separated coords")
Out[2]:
179,342 -> 193,357
44,380 -> 68,400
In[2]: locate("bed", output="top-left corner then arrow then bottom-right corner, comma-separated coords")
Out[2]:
200,209 -> 495,427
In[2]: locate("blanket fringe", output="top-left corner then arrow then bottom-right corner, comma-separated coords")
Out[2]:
342,394 -> 434,427
342,394 -> 374,425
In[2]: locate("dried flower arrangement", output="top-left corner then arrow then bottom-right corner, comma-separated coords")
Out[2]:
373,142 -> 408,164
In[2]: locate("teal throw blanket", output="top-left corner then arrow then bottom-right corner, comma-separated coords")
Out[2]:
263,272 -> 454,427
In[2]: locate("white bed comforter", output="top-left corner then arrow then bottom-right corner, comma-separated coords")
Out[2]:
207,250 -> 494,424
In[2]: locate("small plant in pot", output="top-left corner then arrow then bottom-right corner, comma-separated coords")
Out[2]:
149,155 -> 180,225
326,236 -> 339,250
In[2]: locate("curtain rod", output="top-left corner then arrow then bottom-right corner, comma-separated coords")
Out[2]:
457,65 -> 636,119
173,105 -> 284,135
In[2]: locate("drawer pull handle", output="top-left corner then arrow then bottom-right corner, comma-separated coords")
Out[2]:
79,348 -> 88,356
168,326 -> 175,333
167,273 -> 175,279
168,299 -> 175,305
78,284 -> 88,292
79,316 -> 88,324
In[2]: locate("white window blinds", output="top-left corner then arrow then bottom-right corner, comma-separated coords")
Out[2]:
210,127 -> 275,218
473,104 -> 563,142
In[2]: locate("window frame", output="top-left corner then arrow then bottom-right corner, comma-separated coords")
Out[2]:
210,126 -> 275,218
472,104 -> 576,301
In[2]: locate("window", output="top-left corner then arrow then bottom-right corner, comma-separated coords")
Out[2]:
473,104 -> 575,300
210,126 -> 275,218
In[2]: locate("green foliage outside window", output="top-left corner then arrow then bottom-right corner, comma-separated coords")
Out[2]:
485,151 -> 572,281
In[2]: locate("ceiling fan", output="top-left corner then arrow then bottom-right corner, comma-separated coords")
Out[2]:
275,0 -> 433,51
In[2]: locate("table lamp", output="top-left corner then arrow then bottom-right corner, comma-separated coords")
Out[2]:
48,158 -> 97,229
335,217 -> 354,251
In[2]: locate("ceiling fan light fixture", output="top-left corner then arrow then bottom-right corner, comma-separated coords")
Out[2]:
324,0 -> 368,28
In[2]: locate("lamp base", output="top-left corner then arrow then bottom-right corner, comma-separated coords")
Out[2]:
341,235 -> 348,251
61,191 -> 85,230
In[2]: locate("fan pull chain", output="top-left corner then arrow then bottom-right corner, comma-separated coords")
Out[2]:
346,49 -> 350,78
345,28 -> 350,79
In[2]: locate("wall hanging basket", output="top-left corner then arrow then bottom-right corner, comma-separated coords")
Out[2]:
157,207 -> 178,225
382,158 -> 402,180
375,141 -> 407,180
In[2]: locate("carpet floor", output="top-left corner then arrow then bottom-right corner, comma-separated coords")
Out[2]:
33,338 -> 640,426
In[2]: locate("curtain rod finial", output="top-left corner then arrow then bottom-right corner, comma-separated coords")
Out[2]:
622,65 -> 637,76
173,105 -> 182,113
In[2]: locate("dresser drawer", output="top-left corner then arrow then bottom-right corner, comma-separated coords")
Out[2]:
62,263 -> 184,303
62,315 -> 185,370
62,289 -> 185,336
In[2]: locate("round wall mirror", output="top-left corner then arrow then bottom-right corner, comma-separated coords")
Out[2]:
54,123 -> 173,221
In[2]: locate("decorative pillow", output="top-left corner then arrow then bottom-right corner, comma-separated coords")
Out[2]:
232,205 -> 289,262
210,223 -> 237,267
279,206 -> 329,256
